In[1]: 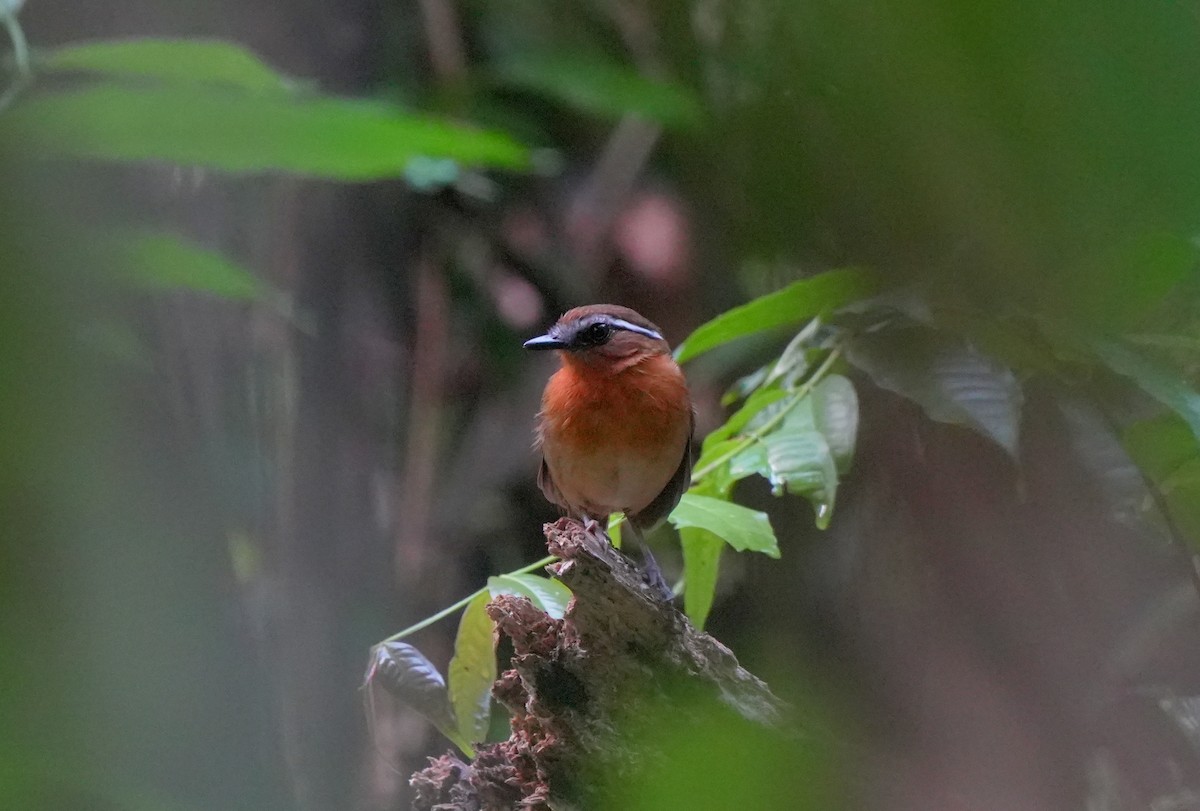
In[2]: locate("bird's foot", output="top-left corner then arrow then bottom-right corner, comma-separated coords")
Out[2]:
638,544 -> 675,603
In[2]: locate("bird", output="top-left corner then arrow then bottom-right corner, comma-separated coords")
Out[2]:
524,304 -> 694,596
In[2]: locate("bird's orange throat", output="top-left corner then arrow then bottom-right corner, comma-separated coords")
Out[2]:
540,352 -> 690,453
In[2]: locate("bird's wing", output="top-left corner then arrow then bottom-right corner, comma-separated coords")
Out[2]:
537,456 -> 569,512
629,409 -> 695,532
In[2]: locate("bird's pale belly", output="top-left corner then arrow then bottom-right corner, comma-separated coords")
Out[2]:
544,438 -> 684,518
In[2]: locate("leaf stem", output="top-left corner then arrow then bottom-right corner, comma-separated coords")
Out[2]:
691,345 -> 842,482
379,554 -> 557,644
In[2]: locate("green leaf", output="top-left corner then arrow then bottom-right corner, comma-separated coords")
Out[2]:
1058,396 -> 1166,540
488,573 -> 572,620
669,493 -> 778,558
761,406 -> 840,529
365,642 -> 454,734
675,268 -> 877,364
811,375 -> 859,474
1092,339 -> 1200,441
847,327 -> 1023,455
1124,413 -> 1199,482
0,83 -> 529,177
1124,412 -> 1200,550
43,38 -> 297,93
1070,231 -> 1197,331
702,387 -> 789,449
448,593 -> 496,749
495,53 -> 702,129
112,232 -> 264,300
680,527 -> 723,630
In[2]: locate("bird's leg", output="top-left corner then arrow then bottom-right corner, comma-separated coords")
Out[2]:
623,521 -> 674,602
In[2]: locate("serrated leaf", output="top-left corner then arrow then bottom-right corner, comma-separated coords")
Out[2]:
43,38 -> 297,93
811,375 -> 859,473
448,593 -> 496,749
495,54 -> 701,129
364,642 -> 454,731
847,327 -> 1023,455
680,527 -> 723,629
488,573 -> 572,620
669,493 -> 778,558
0,84 -> 529,177
674,268 -> 877,364
1092,339 -> 1200,441
112,232 -> 264,300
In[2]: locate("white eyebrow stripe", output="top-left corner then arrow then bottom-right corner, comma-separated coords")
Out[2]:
608,318 -> 663,341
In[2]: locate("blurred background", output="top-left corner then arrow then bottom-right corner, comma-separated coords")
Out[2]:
3,1 -> 1200,809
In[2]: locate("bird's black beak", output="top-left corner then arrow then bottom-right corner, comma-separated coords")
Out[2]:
523,333 -> 567,350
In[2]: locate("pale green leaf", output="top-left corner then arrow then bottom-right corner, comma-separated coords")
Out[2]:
811,375 -> 859,473
761,410 -> 839,529
702,387 -> 788,450
448,593 -> 496,748
488,573 -> 572,620
669,493 -> 778,558
43,38 -> 297,93
680,527 -> 723,629
1,84 -> 530,177
674,268 -> 877,364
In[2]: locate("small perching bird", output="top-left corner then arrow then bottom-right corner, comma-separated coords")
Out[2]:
524,305 -> 694,593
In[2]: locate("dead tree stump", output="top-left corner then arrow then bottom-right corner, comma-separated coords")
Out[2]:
410,518 -> 786,810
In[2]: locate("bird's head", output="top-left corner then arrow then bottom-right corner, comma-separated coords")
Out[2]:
523,305 -> 670,370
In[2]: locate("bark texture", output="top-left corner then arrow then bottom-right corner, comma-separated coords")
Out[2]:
410,518 -> 785,809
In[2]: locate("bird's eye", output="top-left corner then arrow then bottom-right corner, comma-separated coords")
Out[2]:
579,322 -> 612,346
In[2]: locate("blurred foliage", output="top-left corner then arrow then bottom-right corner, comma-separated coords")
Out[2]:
3,0 -> 1200,808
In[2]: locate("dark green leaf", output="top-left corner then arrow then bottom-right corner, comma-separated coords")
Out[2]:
680,527 -> 723,630
811,375 -> 859,474
365,642 -> 454,732
113,232 -> 264,300
488,573 -> 572,620
448,593 -> 496,749
675,268 -> 877,363
669,493 -> 778,558
1058,396 -> 1166,540
1071,231 -> 1197,331
847,327 -> 1023,455
43,38 -> 296,93
1,84 -> 529,176
495,54 -> 701,129
1092,339 -> 1200,441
